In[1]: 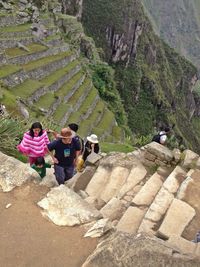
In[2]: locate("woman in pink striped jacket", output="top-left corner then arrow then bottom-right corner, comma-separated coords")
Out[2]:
17,122 -> 50,165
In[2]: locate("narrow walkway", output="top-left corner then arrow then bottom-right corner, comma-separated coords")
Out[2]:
0,181 -> 97,267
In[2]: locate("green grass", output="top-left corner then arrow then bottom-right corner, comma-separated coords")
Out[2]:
78,88 -> 98,116
68,78 -> 91,106
96,108 -> 115,130
11,79 -> 44,98
5,43 -> 47,58
23,51 -> 71,71
36,92 -> 56,109
67,111 -> 82,124
56,70 -> 84,97
86,100 -> 105,124
1,23 -> 31,33
53,103 -> 71,122
112,126 -> 124,140
101,142 -> 134,153
79,120 -> 93,137
0,64 -> 21,78
41,59 -> 78,86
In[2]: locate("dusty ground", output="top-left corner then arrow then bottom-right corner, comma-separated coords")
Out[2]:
0,181 -> 97,267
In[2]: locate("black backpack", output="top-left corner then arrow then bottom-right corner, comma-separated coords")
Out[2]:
152,133 -> 165,144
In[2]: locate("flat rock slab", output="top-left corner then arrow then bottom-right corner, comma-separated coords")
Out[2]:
146,142 -> 173,162
167,235 -> 196,255
38,185 -> 102,226
100,197 -> 124,221
82,233 -> 200,267
0,151 -> 39,192
158,199 -> 195,238
182,149 -> 199,169
117,207 -> 146,234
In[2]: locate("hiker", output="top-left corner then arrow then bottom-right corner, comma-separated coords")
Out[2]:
0,104 -> 6,116
152,126 -> 171,145
31,156 -> 51,179
82,134 -> 100,162
47,128 -> 81,185
17,122 -> 50,165
68,123 -> 84,154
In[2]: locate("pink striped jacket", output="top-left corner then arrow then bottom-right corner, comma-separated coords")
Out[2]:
17,130 -> 50,157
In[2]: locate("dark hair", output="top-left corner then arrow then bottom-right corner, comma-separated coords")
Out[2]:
29,122 -> 43,137
68,123 -> 78,132
35,157 -> 45,166
164,127 -> 170,133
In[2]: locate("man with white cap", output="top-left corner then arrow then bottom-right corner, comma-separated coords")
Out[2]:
82,134 -> 100,162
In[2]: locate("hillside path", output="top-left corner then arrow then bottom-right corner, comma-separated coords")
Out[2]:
0,181 -> 97,267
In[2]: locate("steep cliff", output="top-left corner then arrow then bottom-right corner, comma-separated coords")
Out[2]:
142,0 -> 200,72
81,0 -> 200,152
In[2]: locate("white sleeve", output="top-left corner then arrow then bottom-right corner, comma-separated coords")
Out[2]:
160,135 -> 167,144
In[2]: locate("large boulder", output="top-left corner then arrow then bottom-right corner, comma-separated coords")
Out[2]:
82,232 -> 200,267
0,151 -> 39,192
37,185 -> 102,226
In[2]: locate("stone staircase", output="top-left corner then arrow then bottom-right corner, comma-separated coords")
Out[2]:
68,142 -> 200,257
0,8 -> 123,142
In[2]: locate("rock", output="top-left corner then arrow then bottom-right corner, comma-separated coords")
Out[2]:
85,196 -> 106,210
84,218 -> 112,238
5,203 -> 12,209
17,11 -> 29,17
38,185 -> 102,226
85,166 -> 111,199
85,152 -> 102,165
17,42 -> 30,52
0,151 -> 39,192
157,199 -> 195,239
67,166 -> 96,192
100,197 -> 125,221
117,207 -> 146,234
82,232 -> 200,267
146,142 -> 173,162
182,149 -> 199,169
19,0 -> 28,4
132,172 -> 163,206
100,166 -> 129,203
173,148 -> 181,163
117,164 -> 147,198
167,235 -> 196,255
39,168 -> 58,188
0,1 -> 13,10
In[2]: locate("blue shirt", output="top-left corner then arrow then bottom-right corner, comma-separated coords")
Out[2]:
47,138 -> 80,167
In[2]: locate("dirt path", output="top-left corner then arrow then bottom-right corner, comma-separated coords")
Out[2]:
0,182 -> 97,267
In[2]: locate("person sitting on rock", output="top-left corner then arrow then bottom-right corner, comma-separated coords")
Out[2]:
152,126 -> 171,145
82,134 -> 100,162
31,156 -> 51,179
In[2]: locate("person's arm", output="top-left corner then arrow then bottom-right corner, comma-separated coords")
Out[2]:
94,144 -> 100,153
47,141 -> 59,164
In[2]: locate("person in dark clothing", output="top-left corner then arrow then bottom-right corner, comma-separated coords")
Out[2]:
47,128 -> 81,185
68,123 -> 84,154
82,134 -> 100,162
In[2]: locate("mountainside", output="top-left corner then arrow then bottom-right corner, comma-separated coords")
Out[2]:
81,0 -> 200,152
142,0 -> 200,72
0,0 -> 128,145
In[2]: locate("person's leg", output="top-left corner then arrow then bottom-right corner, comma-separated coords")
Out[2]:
54,165 -> 66,185
64,165 -> 74,181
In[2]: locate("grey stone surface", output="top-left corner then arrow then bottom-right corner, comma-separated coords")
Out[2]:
0,151 -> 39,192
38,185 -> 102,226
82,233 -> 200,267
146,142 -> 174,162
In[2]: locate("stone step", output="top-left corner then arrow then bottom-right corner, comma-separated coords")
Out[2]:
85,166 -> 112,199
157,198 -> 195,239
60,78 -> 92,126
23,51 -> 75,80
0,65 -> 28,88
132,172 -> 164,207
100,167 -> 130,203
100,197 -> 125,221
138,166 -> 187,234
0,36 -> 35,49
7,44 -> 69,65
47,72 -> 85,116
117,164 -> 148,199
28,62 -> 81,104
116,207 -> 146,234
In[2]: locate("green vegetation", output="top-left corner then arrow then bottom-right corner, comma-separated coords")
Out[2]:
11,79 -> 44,98
101,142 -> 134,153
0,65 -> 21,79
5,43 -> 47,58
1,24 -> 31,33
